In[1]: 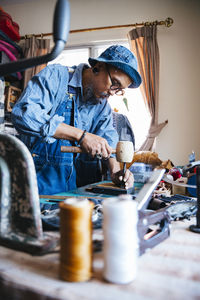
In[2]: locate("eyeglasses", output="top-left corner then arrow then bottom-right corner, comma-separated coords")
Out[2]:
106,66 -> 125,96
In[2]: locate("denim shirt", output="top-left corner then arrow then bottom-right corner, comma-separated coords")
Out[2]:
11,63 -> 119,153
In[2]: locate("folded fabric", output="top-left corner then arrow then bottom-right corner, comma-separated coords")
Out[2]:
0,43 -> 22,79
0,39 -> 19,56
0,29 -> 23,57
0,8 -> 20,42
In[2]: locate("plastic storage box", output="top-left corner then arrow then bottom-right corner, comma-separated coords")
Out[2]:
129,162 -> 152,183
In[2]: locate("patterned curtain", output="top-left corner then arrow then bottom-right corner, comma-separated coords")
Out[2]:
22,36 -> 50,88
128,25 -> 168,151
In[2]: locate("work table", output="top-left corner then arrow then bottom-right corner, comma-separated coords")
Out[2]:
0,218 -> 200,300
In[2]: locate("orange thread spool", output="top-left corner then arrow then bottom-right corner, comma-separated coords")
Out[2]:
59,198 -> 94,282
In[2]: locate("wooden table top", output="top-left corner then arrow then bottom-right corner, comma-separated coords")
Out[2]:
0,217 -> 200,300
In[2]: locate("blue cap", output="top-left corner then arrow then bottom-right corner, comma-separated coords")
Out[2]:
88,45 -> 142,88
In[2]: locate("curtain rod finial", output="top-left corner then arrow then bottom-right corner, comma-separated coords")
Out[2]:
165,17 -> 173,27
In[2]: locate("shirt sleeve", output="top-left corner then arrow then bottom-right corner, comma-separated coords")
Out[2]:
11,65 -> 67,143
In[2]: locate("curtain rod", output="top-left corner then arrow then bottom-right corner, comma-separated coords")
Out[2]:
21,17 -> 173,40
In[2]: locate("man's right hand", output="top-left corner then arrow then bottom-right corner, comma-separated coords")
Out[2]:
80,132 -> 113,159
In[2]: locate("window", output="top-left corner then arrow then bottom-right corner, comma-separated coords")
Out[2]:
49,42 -> 151,150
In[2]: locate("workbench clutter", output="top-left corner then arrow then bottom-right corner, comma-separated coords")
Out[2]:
0,132 -> 197,286
56,168 -> 170,284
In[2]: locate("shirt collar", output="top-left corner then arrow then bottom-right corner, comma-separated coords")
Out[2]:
68,63 -> 89,91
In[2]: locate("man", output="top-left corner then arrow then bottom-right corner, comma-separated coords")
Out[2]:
12,45 -> 142,196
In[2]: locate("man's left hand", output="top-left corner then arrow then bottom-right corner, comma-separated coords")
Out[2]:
111,169 -> 134,190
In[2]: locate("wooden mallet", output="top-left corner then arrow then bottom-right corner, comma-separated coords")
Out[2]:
61,140 -> 134,174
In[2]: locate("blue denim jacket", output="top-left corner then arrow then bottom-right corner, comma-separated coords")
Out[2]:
12,63 -> 118,149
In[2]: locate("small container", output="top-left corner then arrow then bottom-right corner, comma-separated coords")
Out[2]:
129,162 -> 152,183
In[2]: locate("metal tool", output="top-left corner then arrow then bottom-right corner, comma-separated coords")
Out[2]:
61,141 -> 134,157
61,141 -> 134,189
0,134 -> 60,254
182,161 -> 200,233
135,169 -> 170,255
89,169 -> 170,254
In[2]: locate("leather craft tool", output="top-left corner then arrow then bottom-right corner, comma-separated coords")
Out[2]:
61,141 -> 134,192
61,141 -> 134,158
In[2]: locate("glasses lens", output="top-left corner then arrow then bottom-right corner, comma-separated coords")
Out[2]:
106,65 -> 124,96
115,89 -> 124,96
110,84 -> 120,90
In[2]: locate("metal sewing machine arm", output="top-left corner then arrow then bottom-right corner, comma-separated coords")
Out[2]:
0,0 -> 70,76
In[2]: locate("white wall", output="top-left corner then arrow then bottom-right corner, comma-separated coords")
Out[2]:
2,0 -> 200,166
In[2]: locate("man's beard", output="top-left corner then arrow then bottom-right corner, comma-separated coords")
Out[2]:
83,86 -> 109,104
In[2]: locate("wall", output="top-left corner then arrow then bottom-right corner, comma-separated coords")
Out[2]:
2,0 -> 200,166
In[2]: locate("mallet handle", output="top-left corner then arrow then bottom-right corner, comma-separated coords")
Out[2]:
61,145 -> 117,154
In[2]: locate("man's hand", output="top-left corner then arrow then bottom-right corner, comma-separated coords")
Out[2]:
110,168 -> 134,190
80,132 -> 113,159
54,124 -> 113,159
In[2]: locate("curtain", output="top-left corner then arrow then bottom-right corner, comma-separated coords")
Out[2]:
22,36 -> 50,88
128,25 -> 168,151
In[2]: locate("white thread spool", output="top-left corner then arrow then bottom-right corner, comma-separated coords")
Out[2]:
102,195 -> 139,284
116,141 -> 134,163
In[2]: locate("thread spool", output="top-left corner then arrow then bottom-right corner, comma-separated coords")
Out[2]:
102,195 -> 139,284
116,141 -> 134,163
59,198 -> 93,282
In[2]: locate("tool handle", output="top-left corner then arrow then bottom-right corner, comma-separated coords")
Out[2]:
61,146 -> 116,154
61,146 -> 84,153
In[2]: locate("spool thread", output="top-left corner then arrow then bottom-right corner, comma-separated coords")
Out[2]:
103,196 -> 139,284
59,198 -> 94,282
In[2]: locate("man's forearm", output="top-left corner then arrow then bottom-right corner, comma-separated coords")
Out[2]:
53,123 -> 84,142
